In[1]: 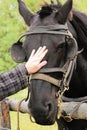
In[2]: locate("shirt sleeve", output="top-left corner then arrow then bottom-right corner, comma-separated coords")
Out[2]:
0,64 -> 28,100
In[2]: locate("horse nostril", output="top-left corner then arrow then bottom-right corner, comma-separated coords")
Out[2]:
46,102 -> 54,119
47,103 -> 52,112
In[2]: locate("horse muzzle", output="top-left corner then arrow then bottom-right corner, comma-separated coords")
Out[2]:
28,100 -> 57,125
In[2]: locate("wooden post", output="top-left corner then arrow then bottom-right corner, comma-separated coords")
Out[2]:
0,100 -> 11,130
7,98 -> 87,120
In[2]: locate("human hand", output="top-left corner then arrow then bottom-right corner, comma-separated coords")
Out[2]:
25,46 -> 48,74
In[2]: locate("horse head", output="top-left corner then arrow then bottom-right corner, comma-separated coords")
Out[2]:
11,0 -> 78,125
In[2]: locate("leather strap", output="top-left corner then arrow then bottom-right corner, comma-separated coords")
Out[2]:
30,73 -> 62,87
39,67 -> 65,73
18,31 -> 70,42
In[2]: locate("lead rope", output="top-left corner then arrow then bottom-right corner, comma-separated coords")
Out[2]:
17,99 -> 26,130
57,86 -> 68,119
57,49 -> 83,121
57,59 -> 76,119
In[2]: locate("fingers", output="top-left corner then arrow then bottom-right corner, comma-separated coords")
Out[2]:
34,46 -> 47,57
34,47 -> 43,56
39,49 -> 48,62
38,60 -> 47,69
26,46 -> 48,74
29,49 -> 35,58
35,46 -> 48,63
30,46 -> 48,62
38,46 -> 47,56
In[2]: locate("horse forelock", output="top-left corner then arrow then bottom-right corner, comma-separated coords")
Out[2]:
38,3 -> 62,19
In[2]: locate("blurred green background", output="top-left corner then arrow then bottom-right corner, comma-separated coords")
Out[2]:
0,0 -> 87,130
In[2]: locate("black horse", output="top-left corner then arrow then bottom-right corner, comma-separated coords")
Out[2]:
11,0 -> 87,129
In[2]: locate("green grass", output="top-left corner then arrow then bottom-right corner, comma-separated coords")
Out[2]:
10,112 -> 57,130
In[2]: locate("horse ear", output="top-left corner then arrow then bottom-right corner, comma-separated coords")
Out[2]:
11,41 -> 27,63
55,0 -> 73,24
68,10 -> 73,21
17,0 -> 34,26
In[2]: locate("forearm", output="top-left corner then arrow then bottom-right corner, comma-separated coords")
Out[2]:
0,64 -> 28,100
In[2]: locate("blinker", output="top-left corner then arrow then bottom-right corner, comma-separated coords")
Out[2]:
11,40 -> 26,62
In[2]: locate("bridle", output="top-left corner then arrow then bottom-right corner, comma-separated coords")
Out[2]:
28,25 -> 78,119
14,24 -> 78,89
12,23 -> 79,119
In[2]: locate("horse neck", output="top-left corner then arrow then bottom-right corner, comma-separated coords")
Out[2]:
70,11 -> 87,49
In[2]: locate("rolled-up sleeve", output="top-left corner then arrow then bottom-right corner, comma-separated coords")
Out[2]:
0,64 -> 28,100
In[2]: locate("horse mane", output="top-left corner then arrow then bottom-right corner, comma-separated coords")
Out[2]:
71,11 -> 87,50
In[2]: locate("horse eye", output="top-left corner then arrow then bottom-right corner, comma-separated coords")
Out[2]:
56,43 -> 66,53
